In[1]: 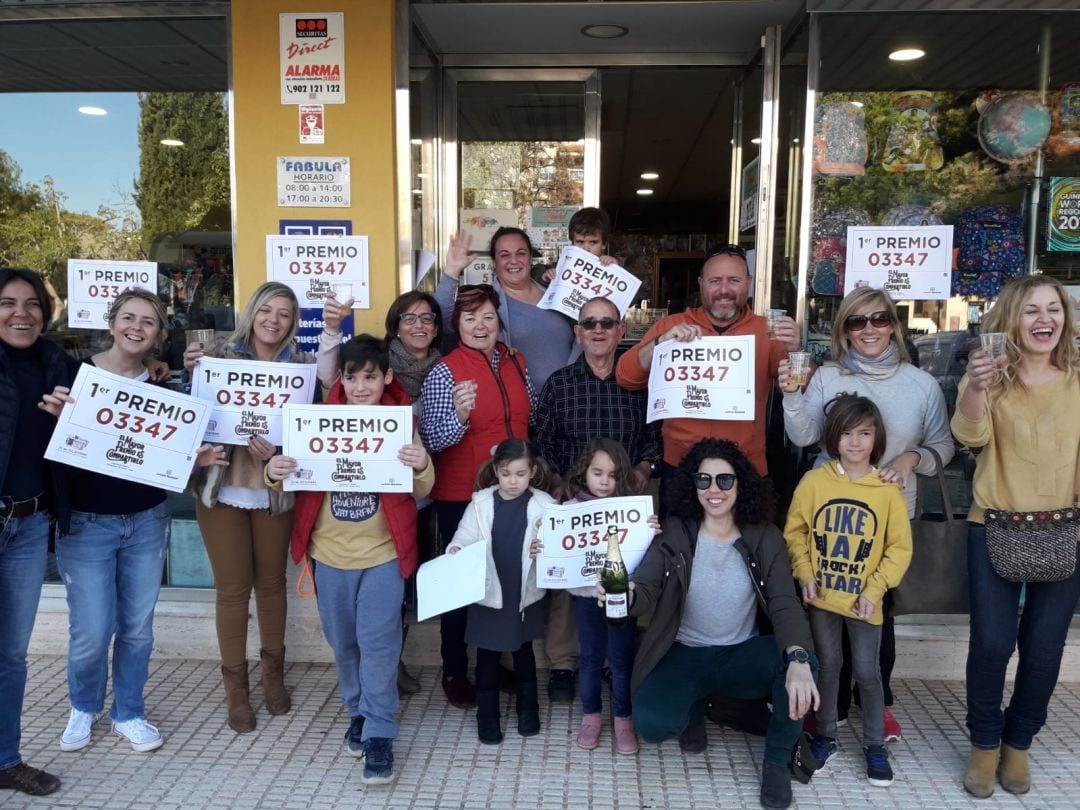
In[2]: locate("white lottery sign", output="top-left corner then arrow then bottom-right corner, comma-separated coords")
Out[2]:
538,246 -> 642,319
843,225 -> 954,300
537,496 -> 655,590
266,233 -> 369,308
45,365 -> 210,493
282,404 -> 411,493
190,357 -> 318,446
646,336 -> 755,423
67,259 -> 157,329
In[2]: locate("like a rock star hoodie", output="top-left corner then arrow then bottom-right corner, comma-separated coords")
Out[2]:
783,461 -> 912,625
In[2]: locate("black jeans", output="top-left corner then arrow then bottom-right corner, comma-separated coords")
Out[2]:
435,500 -> 470,679
476,643 -> 536,691
837,594 -> 895,716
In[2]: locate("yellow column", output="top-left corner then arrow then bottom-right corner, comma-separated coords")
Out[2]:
230,0 -> 398,333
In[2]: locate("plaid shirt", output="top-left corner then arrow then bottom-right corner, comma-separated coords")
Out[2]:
533,350 -> 661,477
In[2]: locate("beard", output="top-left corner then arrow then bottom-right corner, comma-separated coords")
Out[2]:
706,298 -> 743,324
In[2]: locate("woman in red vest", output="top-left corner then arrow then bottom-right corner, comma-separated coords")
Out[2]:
419,284 -> 534,709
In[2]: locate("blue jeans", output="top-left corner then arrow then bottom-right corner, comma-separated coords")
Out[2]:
314,558 -> 403,740
966,523 -> 1080,750
573,595 -> 635,717
56,502 -> 170,722
0,511 -> 50,769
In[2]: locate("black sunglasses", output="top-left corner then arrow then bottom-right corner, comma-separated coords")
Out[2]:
843,311 -> 893,331
692,472 -> 737,491
704,243 -> 747,261
578,317 -> 620,331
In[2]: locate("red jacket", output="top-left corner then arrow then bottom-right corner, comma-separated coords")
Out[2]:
431,343 -> 530,502
289,378 -> 420,578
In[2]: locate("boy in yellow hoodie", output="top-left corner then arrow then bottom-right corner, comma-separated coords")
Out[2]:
784,395 -> 911,788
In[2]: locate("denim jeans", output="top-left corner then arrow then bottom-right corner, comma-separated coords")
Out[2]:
0,511 -> 50,769
809,607 -> 884,746
573,595 -> 635,717
56,502 -> 170,722
314,558 -> 403,740
634,636 -> 814,767
966,523 -> 1080,750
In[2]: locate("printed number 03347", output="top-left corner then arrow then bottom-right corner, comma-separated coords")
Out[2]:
560,527 -> 627,551
307,436 -> 384,454
663,365 -> 728,382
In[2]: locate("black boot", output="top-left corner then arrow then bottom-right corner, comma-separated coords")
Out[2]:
476,689 -> 503,745
516,680 -> 541,737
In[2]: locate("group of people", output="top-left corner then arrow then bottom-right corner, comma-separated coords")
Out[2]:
0,206 -> 1076,810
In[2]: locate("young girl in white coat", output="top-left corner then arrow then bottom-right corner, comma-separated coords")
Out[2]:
447,438 -> 554,744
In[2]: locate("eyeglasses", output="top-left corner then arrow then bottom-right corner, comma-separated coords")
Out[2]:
704,243 -> 747,261
843,311 -> 893,331
399,312 -> 436,326
692,472 -> 737,491
578,317 -> 620,331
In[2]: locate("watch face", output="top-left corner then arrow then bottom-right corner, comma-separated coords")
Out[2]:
789,649 -> 809,664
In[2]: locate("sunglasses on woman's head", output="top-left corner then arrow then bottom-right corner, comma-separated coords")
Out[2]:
843,311 -> 892,331
578,317 -> 620,331
399,312 -> 436,325
692,472 -> 737,491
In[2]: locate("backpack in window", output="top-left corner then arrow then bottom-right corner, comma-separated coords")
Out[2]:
882,91 -> 944,173
810,207 -> 871,296
813,101 -> 867,176
952,205 -> 1025,297
881,205 -> 942,227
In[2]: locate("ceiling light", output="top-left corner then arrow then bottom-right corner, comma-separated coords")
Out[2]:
160,139 -> 185,147
750,137 -> 762,145
793,138 -> 800,144
581,24 -> 629,40
636,188 -> 654,196
411,189 -> 423,196
410,138 -> 422,145
850,101 -> 864,108
78,106 -> 107,116
889,48 -> 925,61
640,172 -> 659,181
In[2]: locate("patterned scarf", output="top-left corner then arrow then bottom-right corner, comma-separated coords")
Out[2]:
388,337 -> 440,398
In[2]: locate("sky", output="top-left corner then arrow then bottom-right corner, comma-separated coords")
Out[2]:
0,92 -> 141,217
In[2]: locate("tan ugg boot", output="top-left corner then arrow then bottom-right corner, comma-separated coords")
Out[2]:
260,648 -> 292,715
963,746 -> 999,798
999,744 -> 1031,794
222,663 -> 256,733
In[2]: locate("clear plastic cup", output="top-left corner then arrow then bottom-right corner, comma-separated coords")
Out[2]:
980,332 -> 1008,366
331,283 -> 353,304
186,329 -> 215,350
788,351 -> 811,388
766,309 -> 786,340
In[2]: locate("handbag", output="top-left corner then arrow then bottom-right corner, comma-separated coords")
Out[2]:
983,506 -> 1079,583
892,448 -> 970,615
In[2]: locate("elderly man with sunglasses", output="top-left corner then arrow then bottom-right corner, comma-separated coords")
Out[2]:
616,244 -> 799,476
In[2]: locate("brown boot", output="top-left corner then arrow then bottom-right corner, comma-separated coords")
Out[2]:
221,663 -> 256,733
260,648 -> 291,715
999,744 -> 1030,794
963,746 -> 999,798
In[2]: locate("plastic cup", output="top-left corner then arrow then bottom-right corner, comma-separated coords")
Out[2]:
788,351 -> 811,387
186,329 -> 215,350
980,332 -> 1008,366
766,309 -> 786,340
331,283 -> 353,305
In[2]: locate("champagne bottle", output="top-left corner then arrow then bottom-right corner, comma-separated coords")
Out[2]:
600,524 -> 630,627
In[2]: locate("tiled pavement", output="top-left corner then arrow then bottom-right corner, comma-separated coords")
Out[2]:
6,657 -> 1080,809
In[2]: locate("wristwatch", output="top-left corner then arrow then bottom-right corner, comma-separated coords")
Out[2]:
785,648 -> 810,666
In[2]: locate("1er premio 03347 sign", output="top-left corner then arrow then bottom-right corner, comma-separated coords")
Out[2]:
266,233 -> 369,308
67,259 -> 157,329
647,336 -> 755,423
538,245 -> 642,320
843,225 -> 954,300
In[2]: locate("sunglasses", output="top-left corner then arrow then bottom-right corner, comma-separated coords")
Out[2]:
399,312 -> 436,325
704,243 -> 747,261
844,311 -> 893,331
578,317 -> 620,331
692,472 -> 737,491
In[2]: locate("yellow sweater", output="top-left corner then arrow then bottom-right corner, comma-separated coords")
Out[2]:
784,461 -> 912,624
951,371 -> 1080,524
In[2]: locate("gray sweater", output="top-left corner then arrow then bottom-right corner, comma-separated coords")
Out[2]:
782,362 -> 954,517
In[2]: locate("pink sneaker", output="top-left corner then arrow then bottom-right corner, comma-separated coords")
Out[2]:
613,716 -> 638,755
883,707 -> 902,742
577,713 -> 602,750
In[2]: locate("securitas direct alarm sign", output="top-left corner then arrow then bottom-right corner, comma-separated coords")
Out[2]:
279,12 -> 345,105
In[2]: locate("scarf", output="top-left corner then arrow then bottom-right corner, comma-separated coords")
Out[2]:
388,337 -> 440,398
837,341 -> 901,381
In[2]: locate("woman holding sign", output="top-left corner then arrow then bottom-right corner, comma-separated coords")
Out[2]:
779,286 -> 953,742
184,281 -> 314,734
420,283 -> 535,709
41,289 -> 227,755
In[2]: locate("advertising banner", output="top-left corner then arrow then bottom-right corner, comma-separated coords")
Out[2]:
266,233 -> 369,309
279,12 -> 344,105
646,336 -> 755,423
843,225 -> 954,299
538,246 -> 642,320
66,259 -> 157,329
1049,177 -> 1080,252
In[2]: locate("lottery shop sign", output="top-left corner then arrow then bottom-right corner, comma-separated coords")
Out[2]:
843,225 -> 953,300
646,336 -> 756,423
279,12 -> 344,105
45,365 -> 210,493
67,259 -> 157,329
282,404 -> 412,493
191,357 -> 318,446
536,496 -> 655,590
538,245 -> 642,319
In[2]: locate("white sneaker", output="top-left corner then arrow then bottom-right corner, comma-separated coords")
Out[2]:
112,717 -> 164,752
60,708 -> 97,751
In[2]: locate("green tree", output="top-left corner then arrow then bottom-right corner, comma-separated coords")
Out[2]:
134,92 -> 230,255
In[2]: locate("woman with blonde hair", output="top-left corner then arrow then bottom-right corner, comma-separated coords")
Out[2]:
780,285 -> 954,741
952,275 -> 1080,798
184,281 -> 314,733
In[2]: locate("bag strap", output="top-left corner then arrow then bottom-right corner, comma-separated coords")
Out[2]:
916,446 -> 955,521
